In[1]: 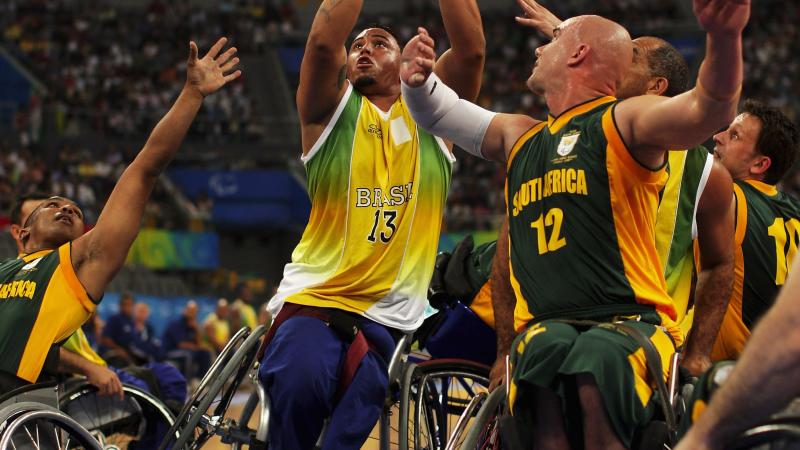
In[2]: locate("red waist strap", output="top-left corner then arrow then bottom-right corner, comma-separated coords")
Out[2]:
257,303 -> 377,403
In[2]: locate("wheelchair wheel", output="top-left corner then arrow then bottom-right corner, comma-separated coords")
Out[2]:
61,383 -> 176,449
160,325 -> 267,450
399,359 -> 490,450
453,386 -> 504,450
730,418 -> 800,450
0,402 -> 101,450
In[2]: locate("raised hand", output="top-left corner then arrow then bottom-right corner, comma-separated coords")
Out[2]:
186,37 -> 242,98
515,0 -> 562,39
400,27 -> 436,87
693,0 -> 750,37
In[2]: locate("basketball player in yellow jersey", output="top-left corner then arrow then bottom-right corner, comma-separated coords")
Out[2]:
0,38 -> 240,394
510,0 -> 736,377
401,0 -> 748,446
259,0 -> 485,448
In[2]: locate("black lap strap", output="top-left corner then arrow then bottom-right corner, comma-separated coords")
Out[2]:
607,322 -> 677,434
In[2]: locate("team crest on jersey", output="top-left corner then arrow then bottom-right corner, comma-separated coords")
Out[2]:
557,131 -> 580,156
19,258 -> 42,275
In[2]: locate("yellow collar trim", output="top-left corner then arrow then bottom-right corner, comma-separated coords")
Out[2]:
20,249 -> 54,263
547,96 -> 616,133
745,179 -> 778,196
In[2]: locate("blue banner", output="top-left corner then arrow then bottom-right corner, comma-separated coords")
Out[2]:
168,169 -> 310,229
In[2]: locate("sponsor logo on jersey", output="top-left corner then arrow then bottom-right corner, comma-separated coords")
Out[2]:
368,124 -> 383,139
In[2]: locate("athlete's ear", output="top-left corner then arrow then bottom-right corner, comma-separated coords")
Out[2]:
647,77 -> 669,96
567,43 -> 589,67
751,155 -> 772,177
18,226 -> 30,245
9,224 -> 20,241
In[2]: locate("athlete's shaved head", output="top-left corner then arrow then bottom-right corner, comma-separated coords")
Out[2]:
528,15 -> 632,102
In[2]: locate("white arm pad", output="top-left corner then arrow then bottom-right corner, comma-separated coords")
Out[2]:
401,73 -> 497,159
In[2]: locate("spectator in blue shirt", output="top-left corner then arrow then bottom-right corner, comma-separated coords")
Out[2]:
101,292 -> 138,365
163,300 -> 212,380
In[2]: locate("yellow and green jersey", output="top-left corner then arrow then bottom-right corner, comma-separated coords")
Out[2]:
269,83 -> 454,331
0,243 -> 98,382
654,148 -> 714,338
712,180 -> 800,360
63,328 -> 106,367
507,97 -> 680,343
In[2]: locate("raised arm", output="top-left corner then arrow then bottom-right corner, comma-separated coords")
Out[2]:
614,0 -> 749,168
433,0 -> 485,101
401,28 -> 538,162
681,161 -> 734,376
72,38 -> 241,300
296,0 -> 362,126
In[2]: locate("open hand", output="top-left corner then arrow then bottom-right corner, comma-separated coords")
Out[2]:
693,0 -> 750,37
515,0 -> 562,39
186,37 -> 242,98
400,27 -> 436,87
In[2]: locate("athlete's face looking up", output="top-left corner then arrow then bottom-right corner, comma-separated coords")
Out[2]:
19,197 -> 85,250
713,113 -> 768,181
347,28 -> 401,94
528,24 -> 572,95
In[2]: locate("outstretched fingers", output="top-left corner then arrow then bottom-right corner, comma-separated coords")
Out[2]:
224,70 -> 243,82
205,36 -> 228,60
217,46 -> 238,66
220,56 -> 240,73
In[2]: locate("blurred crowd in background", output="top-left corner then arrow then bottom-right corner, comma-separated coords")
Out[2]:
0,0 -> 798,241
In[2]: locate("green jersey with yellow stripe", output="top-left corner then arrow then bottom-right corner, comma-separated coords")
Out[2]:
269,82 -> 454,331
0,243 -> 97,382
713,180 -> 800,360
507,97 -> 679,342
654,147 -> 714,338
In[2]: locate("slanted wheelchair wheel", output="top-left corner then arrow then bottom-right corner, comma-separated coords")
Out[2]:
61,382 -> 176,449
398,359 -> 491,450
730,418 -> 800,450
160,325 -> 267,450
0,402 -> 101,450
457,387 -> 505,450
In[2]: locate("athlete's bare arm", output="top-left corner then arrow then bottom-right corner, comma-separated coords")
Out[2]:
400,29 -> 538,163
489,217 -> 516,391
71,38 -> 241,300
614,0 -> 749,168
58,348 -> 124,399
434,0 -> 485,102
296,0 -> 360,137
681,161 -> 734,376
676,256 -> 800,450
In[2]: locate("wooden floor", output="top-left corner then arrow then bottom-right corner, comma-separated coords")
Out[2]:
201,390 -> 387,450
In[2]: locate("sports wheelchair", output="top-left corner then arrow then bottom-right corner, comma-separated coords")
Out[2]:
0,375 -> 176,449
446,321 -> 693,450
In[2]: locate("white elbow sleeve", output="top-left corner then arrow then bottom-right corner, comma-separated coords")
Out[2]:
401,73 -> 496,159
